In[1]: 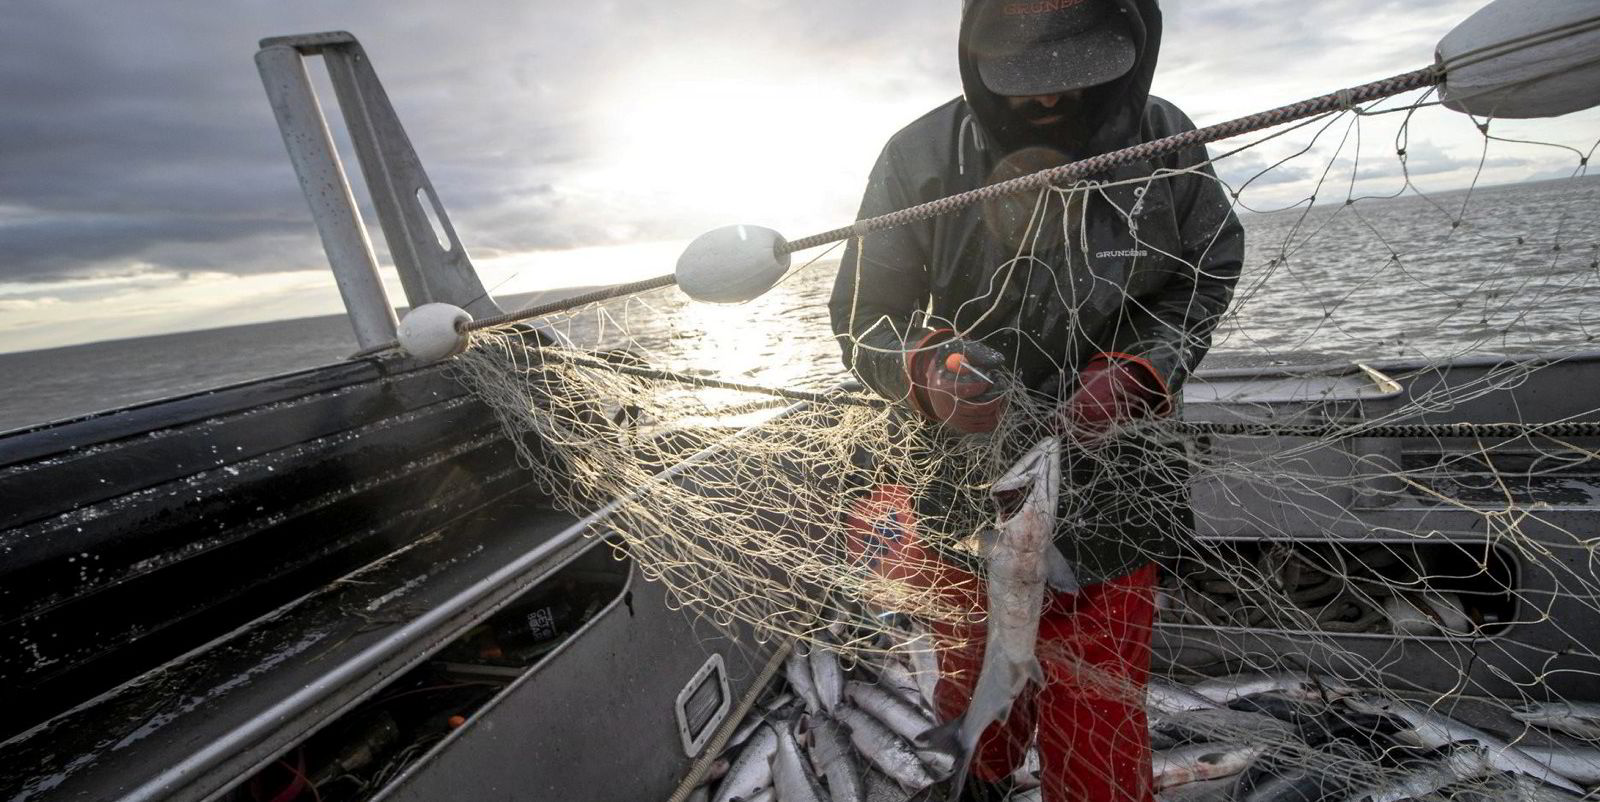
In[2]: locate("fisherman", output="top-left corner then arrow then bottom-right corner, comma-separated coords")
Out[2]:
830,0 -> 1242,800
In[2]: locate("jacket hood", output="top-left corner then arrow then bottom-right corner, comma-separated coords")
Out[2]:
958,0 -> 1162,158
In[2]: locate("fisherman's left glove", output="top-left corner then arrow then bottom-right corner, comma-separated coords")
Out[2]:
905,330 -> 1009,435
1060,353 -> 1171,439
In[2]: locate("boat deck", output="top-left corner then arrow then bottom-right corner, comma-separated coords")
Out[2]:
1,499 -> 587,802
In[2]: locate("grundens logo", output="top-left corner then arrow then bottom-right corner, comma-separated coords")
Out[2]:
1003,0 -> 1088,15
1096,249 -> 1150,259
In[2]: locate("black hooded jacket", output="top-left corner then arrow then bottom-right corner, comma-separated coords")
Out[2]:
829,0 -> 1243,583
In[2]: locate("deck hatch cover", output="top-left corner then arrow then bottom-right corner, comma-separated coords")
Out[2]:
675,653 -> 731,757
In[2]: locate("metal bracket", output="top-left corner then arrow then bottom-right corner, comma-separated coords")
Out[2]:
256,31 -> 503,351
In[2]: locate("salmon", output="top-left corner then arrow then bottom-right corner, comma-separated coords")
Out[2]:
917,437 -> 1077,799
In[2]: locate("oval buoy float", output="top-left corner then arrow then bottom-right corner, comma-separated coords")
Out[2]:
1438,0 -> 1600,119
675,224 -> 792,304
397,303 -> 472,362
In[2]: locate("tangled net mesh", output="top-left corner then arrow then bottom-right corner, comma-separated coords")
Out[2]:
454,84 -> 1600,799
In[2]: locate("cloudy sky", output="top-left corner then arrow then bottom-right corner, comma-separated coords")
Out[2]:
1,0 -> 1595,353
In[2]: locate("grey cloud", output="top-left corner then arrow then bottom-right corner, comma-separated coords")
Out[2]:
1355,146 -> 1532,182
0,0 -> 1546,287
1157,0 -> 1483,119
0,0 -> 952,284
1212,149 -> 1317,191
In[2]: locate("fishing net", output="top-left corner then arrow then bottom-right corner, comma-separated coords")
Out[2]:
450,80 -> 1600,800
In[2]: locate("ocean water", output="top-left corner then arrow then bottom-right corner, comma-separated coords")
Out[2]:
2,176 -> 1596,434
1218,175 -> 1600,363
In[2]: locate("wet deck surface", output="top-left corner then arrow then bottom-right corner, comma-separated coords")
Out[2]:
1403,452 -> 1600,508
0,499 -> 584,802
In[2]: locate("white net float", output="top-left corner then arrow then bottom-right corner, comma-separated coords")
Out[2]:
676,224 -> 792,304
1438,0 -> 1600,119
396,303 -> 472,362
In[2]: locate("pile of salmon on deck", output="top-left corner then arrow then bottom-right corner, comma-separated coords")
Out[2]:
693,634 -> 1600,802
696,631 -> 959,802
1146,676 -> 1600,801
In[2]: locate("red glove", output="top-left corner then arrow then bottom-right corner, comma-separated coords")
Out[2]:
1062,354 -> 1171,439
906,332 -> 1008,434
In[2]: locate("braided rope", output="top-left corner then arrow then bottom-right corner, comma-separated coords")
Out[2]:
663,641 -> 795,802
1167,419 -> 1600,440
464,274 -> 680,333
778,65 -> 1443,254
453,65 -> 1528,438
463,66 -> 1442,331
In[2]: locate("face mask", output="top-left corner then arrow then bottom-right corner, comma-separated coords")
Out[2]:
1002,92 -> 1096,154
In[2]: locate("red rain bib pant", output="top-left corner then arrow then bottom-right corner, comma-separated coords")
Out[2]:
848,486 -> 1159,802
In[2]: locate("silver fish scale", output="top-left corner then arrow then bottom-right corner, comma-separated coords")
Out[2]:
810,647 -> 845,714
838,705 -> 936,791
869,661 -> 928,711
1516,744 -> 1600,785
1150,742 -> 1265,790
1147,679 -> 1223,714
809,714 -> 865,802
845,680 -> 935,744
1231,767 -> 1346,802
1148,707 -> 1295,746
1154,775 -> 1234,802
786,651 -> 822,714
773,721 -> 828,802
1513,702 -> 1600,741
713,723 -> 778,802
1190,672 -> 1351,706
1345,745 -> 1493,802
861,767 -> 919,802
1347,696 -> 1585,794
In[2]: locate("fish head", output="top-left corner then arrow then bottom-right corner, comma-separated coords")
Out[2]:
1341,694 -> 1391,718
1436,742 -> 1493,776
1507,701 -> 1548,719
989,437 -> 1060,532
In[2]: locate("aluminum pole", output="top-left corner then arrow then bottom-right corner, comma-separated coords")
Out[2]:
257,45 -> 397,350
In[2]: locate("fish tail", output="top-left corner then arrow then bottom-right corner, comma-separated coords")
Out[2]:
916,719 -> 974,799
944,760 -> 973,802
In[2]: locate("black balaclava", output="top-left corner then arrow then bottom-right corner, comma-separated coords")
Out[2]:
957,0 -> 1164,160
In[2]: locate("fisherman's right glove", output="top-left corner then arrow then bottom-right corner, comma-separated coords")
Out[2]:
1060,353 -> 1172,440
905,330 -> 1009,434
